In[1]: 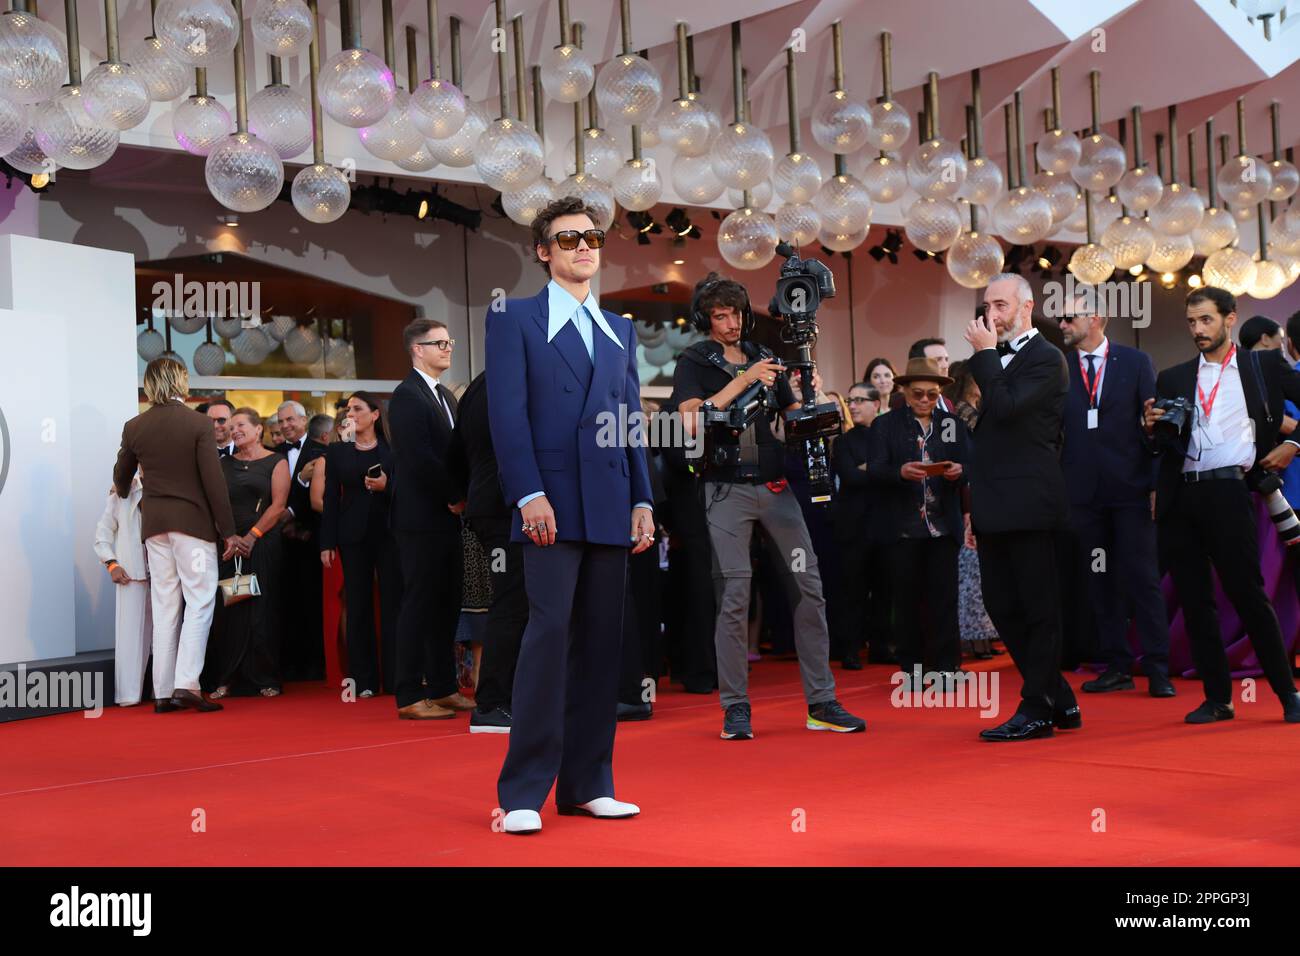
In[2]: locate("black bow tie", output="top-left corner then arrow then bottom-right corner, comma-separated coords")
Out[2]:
996,340 -> 1016,356
293,439 -> 303,449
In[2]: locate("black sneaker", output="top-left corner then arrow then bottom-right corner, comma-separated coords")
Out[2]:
469,706 -> 512,734
1184,700 -> 1234,724
807,699 -> 866,733
721,702 -> 753,740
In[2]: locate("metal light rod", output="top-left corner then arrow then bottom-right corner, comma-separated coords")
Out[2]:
232,0 -> 248,131
731,20 -> 743,125
308,0 -> 324,162
1088,70 -> 1100,135
1168,104 -> 1179,181
1014,89 -> 1027,191
1050,66 -> 1062,131
63,0 -> 81,85
970,68 -> 983,157
879,32 -> 892,102
449,15 -> 461,87
494,0 -> 508,120
405,25 -> 418,92
785,46 -> 799,153
532,64 -> 544,135
512,15 -> 526,123
831,20 -> 844,91
104,0 -> 121,63
675,23 -> 688,100
1130,106 -> 1144,168
1205,118 -> 1218,207
426,0 -> 440,80
382,0 -> 394,69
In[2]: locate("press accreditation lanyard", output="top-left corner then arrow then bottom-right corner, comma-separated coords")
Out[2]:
1079,344 -> 1108,409
1196,345 -> 1236,423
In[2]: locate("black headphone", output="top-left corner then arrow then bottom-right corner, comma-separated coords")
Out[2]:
690,274 -> 755,336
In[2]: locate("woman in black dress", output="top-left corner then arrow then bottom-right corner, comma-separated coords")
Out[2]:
209,408 -> 290,698
319,391 -> 402,697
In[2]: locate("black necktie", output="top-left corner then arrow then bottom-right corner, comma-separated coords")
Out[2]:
1084,353 -> 1098,398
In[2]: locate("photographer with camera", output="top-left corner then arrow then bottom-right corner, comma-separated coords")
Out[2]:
670,272 -> 865,740
1144,287 -> 1300,725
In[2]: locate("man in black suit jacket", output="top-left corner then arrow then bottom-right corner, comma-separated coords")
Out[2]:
275,401 -> 328,682
1144,286 -> 1300,724
447,370 -> 526,732
386,317 -> 471,720
1058,302 -> 1174,697
964,273 -> 1078,741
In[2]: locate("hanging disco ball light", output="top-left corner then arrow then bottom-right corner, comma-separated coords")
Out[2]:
958,156 -> 1004,205
1036,129 -> 1081,174
263,315 -> 296,342
819,224 -> 868,252
1191,206 -> 1239,256
1145,233 -> 1195,273
192,340 -> 227,376
171,93 -> 232,154
613,159 -> 663,212
558,172 -> 614,230
155,0 -> 240,68
813,173 -> 872,234
82,61 -> 151,130
1266,158 -> 1299,202
709,121 -> 774,191
395,141 -> 438,172
718,206 -> 779,270
411,77 -> 466,139
1202,246 -> 1256,295
282,323 -> 321,364
1071,132 -> 1126,191
358,88 -> 424,161
661,95 -> 716,157
1217,154 -> 1272,206
248,83 -> 312,159
212,313 -> 244,338
0,8 -> 68,105
861,153 -> 908,204
866,99 -> 910,151
1227,203 -> 1256,224
476,116 -> 545,191
991,186 -> 1053,245
1268,246 -> 1300,285
426,99 -> 486,167
1092,191 -> 1123,231
596,53 -> 662,126
773,152 -> 823,204
1147,182 -> 1205,236
137,328 -> 166,361
129,36 -> 190,102
565,126 -> 622,181
1248,258 -> 1289,299
728,180 -> 773,210
775,202 -> 820,246
503,177 -> 556,226
168,310 -> 207,334
3,125 -> 54,175
671,152 -> 723,204
292,163 -> 350,223
811,89 -> 872,155
946,230 -> 1004,289
251,0 -> 313,59
0,97 -> 28,156
1032,170 -> 1078,225
33,86 -> 119,170
1068,242 -> 1116,285
1271,211 -> 1300,255
906,137 -> 966,200
1116,165 -> 1164,212
1100,215 -> 1156,270
318,46 -> 395,128
205,131 -> 285,212
904,196 -> 962,252
539,42 -> 595,103
231,326 -> 275,364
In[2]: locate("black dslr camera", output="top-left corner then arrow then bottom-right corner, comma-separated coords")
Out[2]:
1153,396 -> 1193,435
700,361 -> 785,468
768,242 -> 841,503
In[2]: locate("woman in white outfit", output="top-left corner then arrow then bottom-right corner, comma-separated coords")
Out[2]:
93,470 -> 152,705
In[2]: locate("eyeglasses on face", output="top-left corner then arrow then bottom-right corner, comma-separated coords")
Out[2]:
546,229 -> 606,250
908,388 -> 942,401
414,339 -> 455,351
1059,314 -> 1079,324
847,396 -> 874,405
210,416 -> 229,424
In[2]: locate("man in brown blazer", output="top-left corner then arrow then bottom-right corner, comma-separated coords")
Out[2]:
114,358 -> 239,712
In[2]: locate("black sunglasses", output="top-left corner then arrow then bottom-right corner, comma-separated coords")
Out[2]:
546,229 -> 606,250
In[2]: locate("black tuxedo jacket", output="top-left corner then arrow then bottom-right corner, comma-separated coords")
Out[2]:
276,437 -> 327,528
1152,348 -> 1300,520
1060,342 -> 1158,507
318,439 -> 396,550
831,424 -> 875,541
864,406 -> 970,542
387,369 -> 461,534
967,333 -> 1070,533
446,371 -> 508,522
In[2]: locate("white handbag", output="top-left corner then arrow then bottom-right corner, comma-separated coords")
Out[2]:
218,557 -> 261,606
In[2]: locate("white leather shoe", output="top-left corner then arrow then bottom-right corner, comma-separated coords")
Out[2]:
502,809 -> 542,834
557,797 -> 640,818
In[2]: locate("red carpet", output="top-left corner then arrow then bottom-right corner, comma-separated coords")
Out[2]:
2,658 -> 1297,866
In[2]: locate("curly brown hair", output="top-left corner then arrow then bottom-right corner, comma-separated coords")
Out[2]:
530,196 -> 600,276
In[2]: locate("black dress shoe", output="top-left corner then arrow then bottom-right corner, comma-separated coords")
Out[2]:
1281,691 -> 1300,723
1148,674 -> 1176,698
154,699 -> 180,713
172,688 -> 223,712
1081,670 -> 1135,693
1185,700 -> 1234,724
979,713 -> 1054,741
617,701 -> 652,721
1052,705 -> 1082,730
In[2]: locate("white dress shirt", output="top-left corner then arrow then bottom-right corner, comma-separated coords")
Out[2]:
414,367 -> 455,426
94,473 -> 148,580
546,279 -> 624,362
1078,336 -> 1109,406
1183,350 -> 1255,473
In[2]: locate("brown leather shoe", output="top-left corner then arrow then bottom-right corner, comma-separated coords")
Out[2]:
172,688 -> 223,712
431,692 -> 476,712
398,699 -> 456,720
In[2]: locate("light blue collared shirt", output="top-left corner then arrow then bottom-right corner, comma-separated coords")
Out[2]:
519,281 -> 650,517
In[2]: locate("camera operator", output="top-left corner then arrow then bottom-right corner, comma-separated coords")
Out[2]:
671,272 -> 865,740
1144,286 -> 1300,724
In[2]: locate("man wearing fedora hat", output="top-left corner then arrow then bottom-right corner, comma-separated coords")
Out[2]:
866,357 -> 971,687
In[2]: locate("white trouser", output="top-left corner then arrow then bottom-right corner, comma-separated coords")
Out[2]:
114,580 -> 152,704
146,532 -> 218,696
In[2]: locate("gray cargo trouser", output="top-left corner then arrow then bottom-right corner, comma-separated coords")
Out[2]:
704,481 -> 836,709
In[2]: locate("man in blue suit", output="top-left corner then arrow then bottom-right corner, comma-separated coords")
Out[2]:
486,197 -> 655,836
1058,297 -> 1174,697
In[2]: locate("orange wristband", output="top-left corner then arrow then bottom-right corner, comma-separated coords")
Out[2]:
251,527 -> 264,539
106,561 -> 120,573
